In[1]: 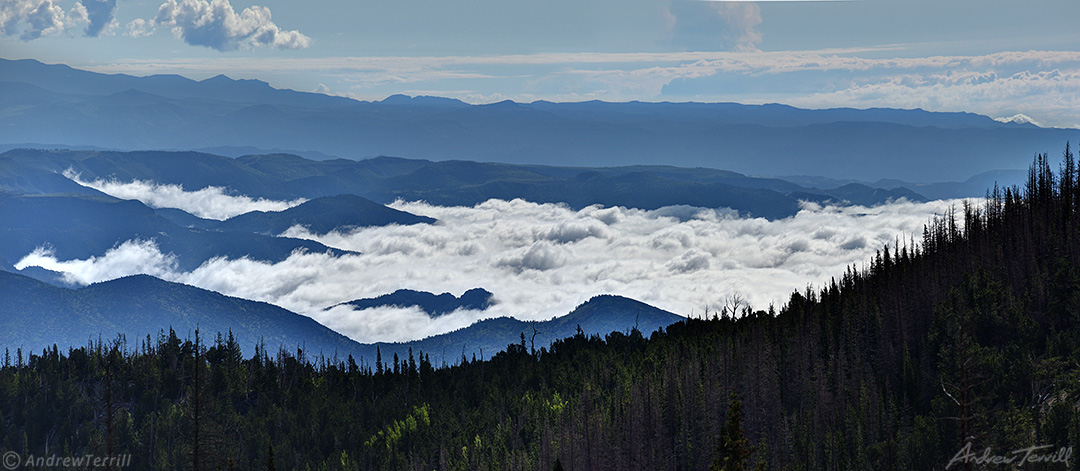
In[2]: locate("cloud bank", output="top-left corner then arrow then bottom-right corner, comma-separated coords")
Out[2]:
16,197 -> 963,344
14,239 -> 179,285
154,0 -> 310,51
64,169 -> 307,220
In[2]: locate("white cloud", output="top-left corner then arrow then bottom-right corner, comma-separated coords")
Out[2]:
14,197 -> 965,344
319,304 -> 496,346
14,239 -> 178,285
778,67 -> 1080,127
153,0 -> 310,51
712,2 -> 761,52
125,17 -> 153,37
1,0 -> 89,39
63,168 -> 306,220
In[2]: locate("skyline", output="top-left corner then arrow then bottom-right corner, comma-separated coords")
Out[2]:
2,0 -> 1079,127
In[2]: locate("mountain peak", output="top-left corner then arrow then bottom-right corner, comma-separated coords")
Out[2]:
994,113 -> 1042,127
380,94 -> 468,107
336,287 -> 493,317
568,294 -> 664,316
201,74 -> 233,83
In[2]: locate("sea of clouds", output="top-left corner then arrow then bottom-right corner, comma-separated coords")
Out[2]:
20,176 -> 965,343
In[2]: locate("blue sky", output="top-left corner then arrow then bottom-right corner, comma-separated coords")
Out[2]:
3,0 -> 1080,127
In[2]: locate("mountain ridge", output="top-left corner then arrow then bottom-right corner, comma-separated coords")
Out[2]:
1,58 -> 1071,182
364,293 -> 685,366
0,148 -> 932,220
0,268 -> 684,368
336,288 -> 494,317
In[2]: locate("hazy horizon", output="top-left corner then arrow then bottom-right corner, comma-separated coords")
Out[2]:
2,0 -> 1078,127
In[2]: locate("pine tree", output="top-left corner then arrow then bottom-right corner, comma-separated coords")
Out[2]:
712,391 -> 765,471
266,443 -> 276,471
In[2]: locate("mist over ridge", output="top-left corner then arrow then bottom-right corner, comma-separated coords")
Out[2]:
15,194 -> 964,343
0,143 -> 990,345
64,168 -> 308,220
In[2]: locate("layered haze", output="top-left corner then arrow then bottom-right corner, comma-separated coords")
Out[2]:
14,180 -> 965,343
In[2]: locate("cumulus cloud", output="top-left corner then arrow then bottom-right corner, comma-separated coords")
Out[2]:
63,168 -> 306,220
712,2 -> 761,52
665,0 -> 762,53
125,17 -> 153,37
15,197 -> 965,344
1,0 -> 89,39
496,241 -> 568,272
153,0 -> 311,51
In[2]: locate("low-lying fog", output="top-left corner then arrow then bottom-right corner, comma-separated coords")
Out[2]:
19,177 -> 966,343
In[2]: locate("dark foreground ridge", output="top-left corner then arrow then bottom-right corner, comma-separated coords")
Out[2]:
366,294 -> 685,366
0,268 -> 678,366
0,272 -> 360,356
0,145 -> 1078,469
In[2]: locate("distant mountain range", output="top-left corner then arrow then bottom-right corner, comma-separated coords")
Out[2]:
0,268 -> 682,368
775,168 -> 1031,201
181,194 -> 436,234
0,192 -> 338,276
0,147 -> 915,359
1,57 -> 1052,367
1,58 -> 1071,182
0,148 -> 926,220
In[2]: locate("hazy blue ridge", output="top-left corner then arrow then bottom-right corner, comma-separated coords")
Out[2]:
0,58 -> 1069,183
0,149 -> 931,219
0,192 -> 340,273
217,194 -> 435,235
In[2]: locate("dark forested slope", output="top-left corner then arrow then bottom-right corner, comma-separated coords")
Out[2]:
2,147 -> 1079,470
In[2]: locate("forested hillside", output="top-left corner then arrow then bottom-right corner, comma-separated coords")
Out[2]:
2,147 -> 1079,470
